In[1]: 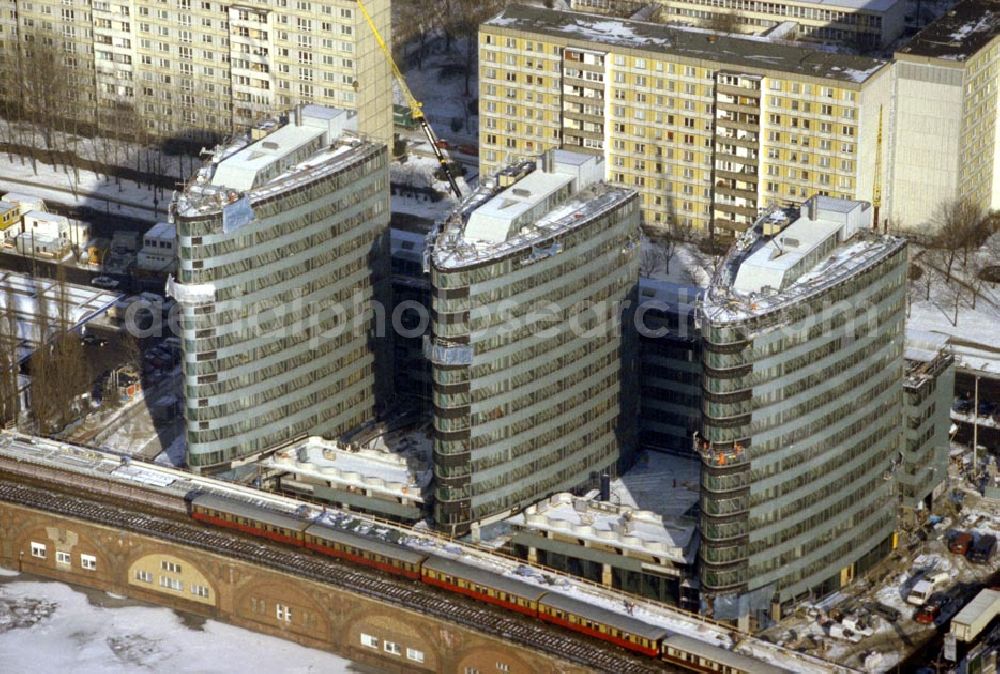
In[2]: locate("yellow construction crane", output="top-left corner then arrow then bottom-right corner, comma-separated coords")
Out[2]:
355,0 -> 463,199
873,105 -> 883,231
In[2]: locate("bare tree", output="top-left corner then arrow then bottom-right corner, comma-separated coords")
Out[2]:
452,0 -> 506,96
639,239 -> 667,277
28,271 -> 92,435
930,199 -> 983,283
970,232 -> 1000,310
706,10 -> 741,34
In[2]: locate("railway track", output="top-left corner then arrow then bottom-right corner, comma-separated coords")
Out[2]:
0,479 -> 663,673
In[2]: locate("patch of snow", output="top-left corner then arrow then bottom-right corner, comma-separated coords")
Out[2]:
0,580 -> 358,673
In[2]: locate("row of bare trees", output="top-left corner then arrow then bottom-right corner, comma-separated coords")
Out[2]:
911,198 -> 999,325
0,30 -> 208,196
394,0 -> 507,96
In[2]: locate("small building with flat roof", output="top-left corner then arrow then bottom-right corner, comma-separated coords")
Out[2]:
900,329 -> 954,518
508,450 -> 701,609
261,434 -> 432,523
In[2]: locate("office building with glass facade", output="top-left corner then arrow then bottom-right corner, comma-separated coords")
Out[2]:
698,195 -> 907,619
170,105 -> 389,471
428,150 -> 641,535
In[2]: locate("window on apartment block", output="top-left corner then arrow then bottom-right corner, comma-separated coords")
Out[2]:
276,604 -> 292,622
159,576 -> 183,591
30,542 -> 46,559
56,551 -> 71,565
406,648 -> 424,663
80,555 -> 97,571
161,560 -> 182,574
191,585 -> 209,598
384,641 -> 401,656
360,633 -> 378,649
135,570 -> 153,583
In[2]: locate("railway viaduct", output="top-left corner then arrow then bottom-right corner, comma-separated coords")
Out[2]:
0,480 -> 662,674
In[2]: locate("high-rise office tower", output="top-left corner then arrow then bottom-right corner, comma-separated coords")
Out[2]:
698,196 -> 906,620
170,105 -> 389,471
428,150 -> 640,535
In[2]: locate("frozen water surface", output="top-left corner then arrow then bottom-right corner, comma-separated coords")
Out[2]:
0,576 -> 373,673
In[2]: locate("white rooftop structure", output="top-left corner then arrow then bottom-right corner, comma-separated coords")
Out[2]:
732,196 -> 870,294
144,221 -> 175,241
263,435 -> 431,504
703,196 -> 904,324
1,192 -> 45,214
464,171 -> 574,244
175,105 -> 364,218
211,105 -> 356,191
432,150 -> 625,270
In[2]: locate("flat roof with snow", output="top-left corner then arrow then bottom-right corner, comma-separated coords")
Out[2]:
463,171 -> 573,243
211,124 -> 327,192
144,222 -> 175,241
703,197 -> 904,324
509,451 -> 700,565
262,436 -> 431,503
0,271 -> 120,359
485,5 -> 887,84
1,192 -> 45,210
175,106 -> 372,218
432,152 -> 632,270
899,0 -> 1000,61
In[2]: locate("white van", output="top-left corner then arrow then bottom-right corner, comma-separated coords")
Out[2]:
906,572 -> 950,606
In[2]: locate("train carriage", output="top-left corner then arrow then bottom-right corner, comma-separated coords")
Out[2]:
661,634 -> 792,674
303,524 -> 427,580
188,493 -> 308,547
536,591 -> 668,657
420,555 -> 548,618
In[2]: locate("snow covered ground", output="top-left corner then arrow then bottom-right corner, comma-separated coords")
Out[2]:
0,152 -> 166,223
0,575 -> 363,673
908,247 -> 1000,374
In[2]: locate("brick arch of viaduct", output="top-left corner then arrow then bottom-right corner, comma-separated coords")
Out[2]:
0,504 -> 561,672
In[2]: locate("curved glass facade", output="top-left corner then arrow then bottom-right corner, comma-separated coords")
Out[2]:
174,136 -> 389,471
430,183 -> 641,535
700,217 -> 907,611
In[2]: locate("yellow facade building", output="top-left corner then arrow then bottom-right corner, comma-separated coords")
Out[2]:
479,4 -> 890,239
0,0 -> 392,144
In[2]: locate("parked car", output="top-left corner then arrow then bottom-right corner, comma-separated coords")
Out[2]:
870,602 -> 900,623
968,534 -> 997,564
914,593 -> 947,624
91,276 -> 119,290
950,531 -> 974,555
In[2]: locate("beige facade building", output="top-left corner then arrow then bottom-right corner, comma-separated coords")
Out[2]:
0,0 -> 392,144
888,0 -> 1000,230
571,0 -> 907,49
480,5 -> 891,239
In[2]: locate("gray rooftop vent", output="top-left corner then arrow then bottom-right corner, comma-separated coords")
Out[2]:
262,141 -> 279,150
783,237 -> 800,248
512,188 -> 531,197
